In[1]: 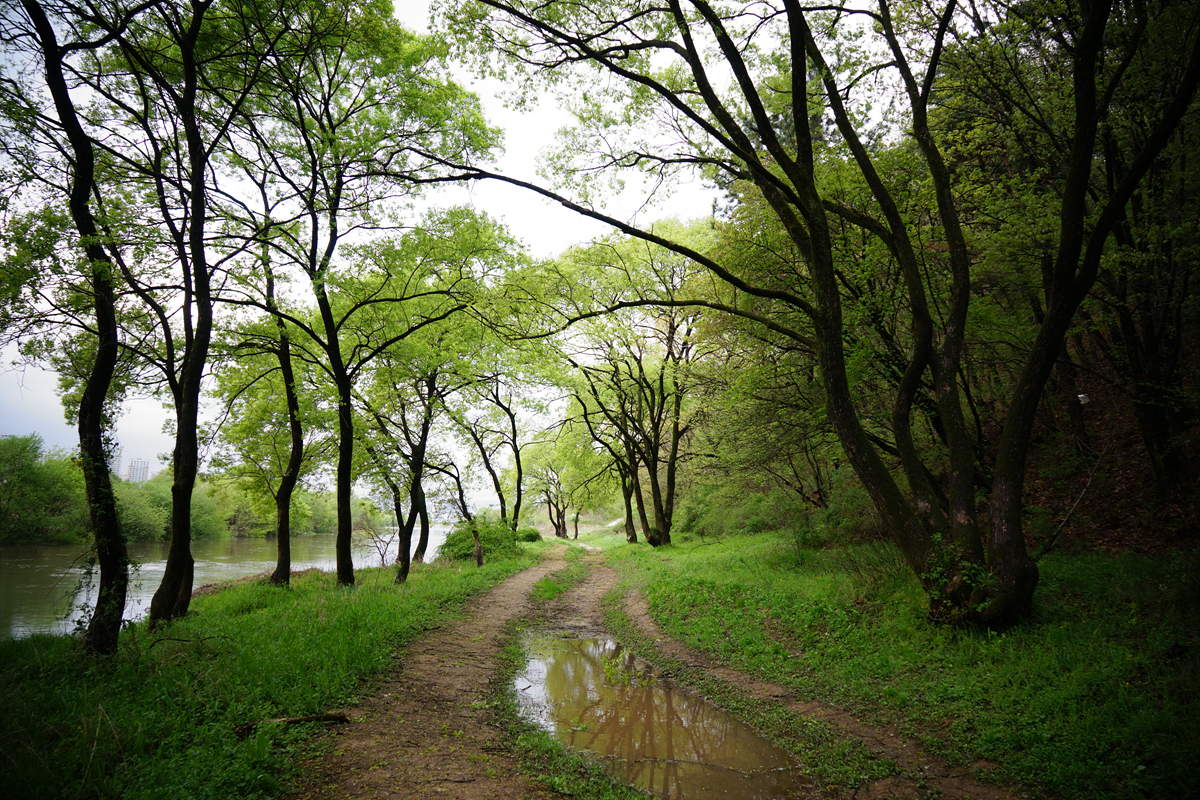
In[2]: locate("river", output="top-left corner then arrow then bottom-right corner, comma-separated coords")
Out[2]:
0,527 -> 449,639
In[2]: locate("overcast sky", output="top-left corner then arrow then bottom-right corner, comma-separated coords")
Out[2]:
0,1 -> 715,472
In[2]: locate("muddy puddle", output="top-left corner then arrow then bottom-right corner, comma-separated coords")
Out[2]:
515,634 -> 812,799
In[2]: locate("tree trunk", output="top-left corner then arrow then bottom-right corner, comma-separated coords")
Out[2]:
629,449 -> 654,544
151,406 -> 200,623
621,467 -> 638,544
496,386 -> 525,532
418,495 -> 431,555
268,271 -> 302,586
23,0 -> 130,655
394,487 -> 412,584
149,11 -> 217,624
411,483 -> 430,562
332,379 -> 355,585
79,323 -> 127,655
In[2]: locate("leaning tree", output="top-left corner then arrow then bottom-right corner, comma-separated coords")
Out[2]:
438,0 -> 1200,625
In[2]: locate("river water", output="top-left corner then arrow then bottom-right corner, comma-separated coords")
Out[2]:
0,527 -> 449,639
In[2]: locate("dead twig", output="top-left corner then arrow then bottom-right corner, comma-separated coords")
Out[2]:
1035,439 -> 1112,560
234,713 -> 350,738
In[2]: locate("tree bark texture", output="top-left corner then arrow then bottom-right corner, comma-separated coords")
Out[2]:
22,0 -> 130,655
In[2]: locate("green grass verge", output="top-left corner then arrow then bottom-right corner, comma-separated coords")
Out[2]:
600,590 -> 899,792
0,549 -> 540,800
590,528 -> 1199,800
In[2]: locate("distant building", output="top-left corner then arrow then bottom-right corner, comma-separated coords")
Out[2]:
122,458 -> 151,484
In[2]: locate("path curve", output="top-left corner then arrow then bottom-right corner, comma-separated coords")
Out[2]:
287,547 -> 569,800
287,544 -> 1020,800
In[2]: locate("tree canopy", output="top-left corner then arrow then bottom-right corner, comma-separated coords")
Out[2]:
2,0 -> 1198,647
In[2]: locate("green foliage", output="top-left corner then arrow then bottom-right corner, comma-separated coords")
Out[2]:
190,483 -> 228,540
515,526 -> 542,543
600,531 -> 1200,800
113,479 -> 168,542
812,468 -> 885,542
32,450 -> 91,542
300,490 -> 336,534
111,472 -> 296,542
206,479 -> 271,538
0,556 -> 534,800
0,434 -> 89,543
676,484 -> 835,550
441,517 -> 522,561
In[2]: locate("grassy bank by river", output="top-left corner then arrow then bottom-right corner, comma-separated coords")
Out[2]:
5,528 -> 1195,800
592,528 -> 1199,800
0,550 -> 540,800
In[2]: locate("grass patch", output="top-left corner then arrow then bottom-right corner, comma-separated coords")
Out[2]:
599,582 -> 898,791
528,546 -> 593,605
590,529 -> 1200,800
0,551 -> 537,800
531,577 -> 567,602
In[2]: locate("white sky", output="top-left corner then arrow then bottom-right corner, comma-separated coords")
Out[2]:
0,0 -> 715,470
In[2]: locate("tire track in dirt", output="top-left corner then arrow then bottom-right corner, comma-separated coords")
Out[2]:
287,546 -> 570,800
287,543 -> 1016,800
619,586 -> 1019,800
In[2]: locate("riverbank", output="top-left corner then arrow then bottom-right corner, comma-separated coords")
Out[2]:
2,530 -> 1196,800
0,528 -> 451,638
0,549 -> 540,800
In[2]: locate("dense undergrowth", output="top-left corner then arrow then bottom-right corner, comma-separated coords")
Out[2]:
593,528 -> 1199,800
0,549 -> 540,800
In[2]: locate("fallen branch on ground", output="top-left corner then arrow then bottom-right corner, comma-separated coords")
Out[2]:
234,713 -> 350,737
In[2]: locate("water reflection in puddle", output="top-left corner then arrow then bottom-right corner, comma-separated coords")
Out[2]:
515,635 -> 812,799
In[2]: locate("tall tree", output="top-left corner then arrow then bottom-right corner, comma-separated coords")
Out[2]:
221,3 -> 501,584
1,0 -> 137,653
209,310 -> 333,584
938,12 -> 1200,496
445,364 -> 539,532
443,0 -> 1200,625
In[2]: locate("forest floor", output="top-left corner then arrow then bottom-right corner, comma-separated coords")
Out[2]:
284,542 -> 1021,800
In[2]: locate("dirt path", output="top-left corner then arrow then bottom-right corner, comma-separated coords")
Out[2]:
287,547 -> 571,800
287,546 -> 1018,800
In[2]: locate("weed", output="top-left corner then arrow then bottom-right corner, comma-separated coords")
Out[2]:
595,529 -> 1200,800
0,554 -> 536,800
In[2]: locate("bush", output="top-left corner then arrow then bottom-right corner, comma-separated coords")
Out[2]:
115,480 -> 169,541
441,518 -> 522,561
814,468 -> 884,542
516,526 -> 542,543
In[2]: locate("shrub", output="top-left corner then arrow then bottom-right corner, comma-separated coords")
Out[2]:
814,468 -> 884,542
516,526 -> 542,543
441,518 -> 522,561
